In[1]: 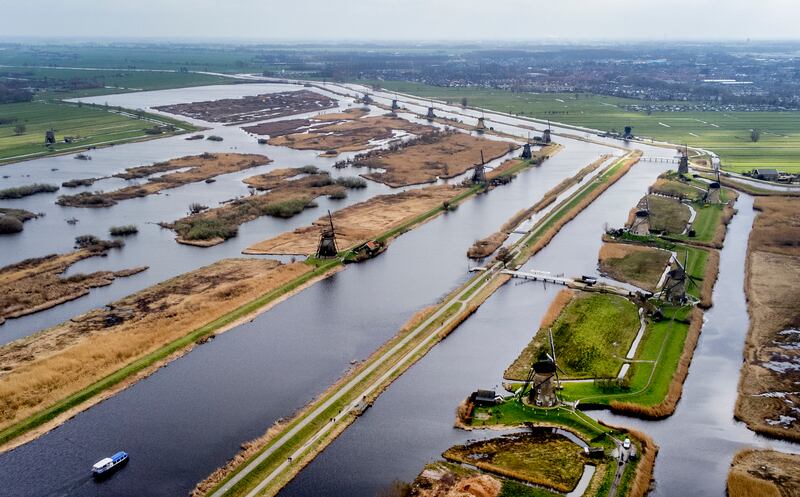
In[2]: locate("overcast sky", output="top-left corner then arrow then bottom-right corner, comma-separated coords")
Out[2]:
3,0 -> 799,42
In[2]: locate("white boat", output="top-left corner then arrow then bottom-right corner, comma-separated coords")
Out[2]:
92,451 -> 129,477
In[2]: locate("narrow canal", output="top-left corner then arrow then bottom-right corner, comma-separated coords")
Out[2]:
0,84 -> 623,496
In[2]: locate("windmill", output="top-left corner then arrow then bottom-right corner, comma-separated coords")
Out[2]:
471,150 -> 487,185
659,252 -> 700,304
426,100 -> 436,121
629,195 -> 650,234
521,132 -> 533,160
678,145 -> 689,175
519,330 -> 564,407
476,113 -> 486,133
542,122 -> 552,144
315,210 -> 338,258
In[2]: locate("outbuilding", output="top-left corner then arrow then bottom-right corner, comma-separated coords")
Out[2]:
470,389 -> 499,406
754,168 -> 779,181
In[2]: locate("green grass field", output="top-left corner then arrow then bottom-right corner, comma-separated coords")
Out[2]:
506,293 -> 640,380
367,80 -> 800,172
560,316 -> 689,407
0,100 -> 198,164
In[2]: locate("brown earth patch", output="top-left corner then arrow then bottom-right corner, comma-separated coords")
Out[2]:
267,115 -> 432,154
0,259 -> 311,434
0,247 -> 144,326
57,153 -> 271,207
727,448 -> 800,497
153,90 -> 337,124
352,130 -> 515,188
244,185 -> 463,255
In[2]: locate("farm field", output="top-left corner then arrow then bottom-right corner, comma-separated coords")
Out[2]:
0,100 -> 197,164
367,81 -> 800,172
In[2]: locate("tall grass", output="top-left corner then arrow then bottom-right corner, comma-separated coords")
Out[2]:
109,225 -> 138,236
0,183 -> 59,199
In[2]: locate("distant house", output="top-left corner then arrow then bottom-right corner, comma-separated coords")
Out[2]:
754,168 -> 779,181
470,389 -> 499,406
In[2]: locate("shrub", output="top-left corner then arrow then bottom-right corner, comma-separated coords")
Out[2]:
261,199 -> 310,218
189,202 -> 209,214
307,175 -> 334,187
62,178 -> 97,188
334,176 -> 367,188
109,225 -> 139,236
298,165 -> 320,174
56,191 -> 114,207
74,235 -> 124,250
328,190 -> 347,200
0,216 -> 23,234
0,183 -> 59,199
206,135 -> 224,142
184,218 -> 238,240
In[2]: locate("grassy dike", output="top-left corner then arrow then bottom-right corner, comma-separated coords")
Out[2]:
0,145 -> 557,453
200,151 -> 641,497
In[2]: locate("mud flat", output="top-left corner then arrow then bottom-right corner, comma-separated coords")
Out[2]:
244,185 -> 462,255
0,244 -> 143,327
165,167 -> 347,247
265,115 -> 432,154
153,90 -> 337,124
736,196 -> 800,442
727,449 -> 800,497
350,129 -> 515,187
0,258 -> 317,450
56,153 -> 270,207
598,242 -> 671,292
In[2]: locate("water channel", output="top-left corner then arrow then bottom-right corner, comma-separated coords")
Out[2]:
1,81 -> 795,497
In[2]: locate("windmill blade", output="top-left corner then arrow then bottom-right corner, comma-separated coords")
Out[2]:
548,329 -> 561,391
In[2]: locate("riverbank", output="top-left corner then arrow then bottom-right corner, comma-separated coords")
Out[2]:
736,195 -> 800,442
0,258 -> 338,452
727,448 -> 800,497
0,242 -> 141,326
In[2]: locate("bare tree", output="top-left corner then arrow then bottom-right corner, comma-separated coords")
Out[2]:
460,96 -> 468,107
13,124 -> 25,135
750,128 -> 761,142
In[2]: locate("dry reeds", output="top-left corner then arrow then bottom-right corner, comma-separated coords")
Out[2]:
699,249 -> 720,309
540,289 -> 575,329
622,427 -> 658,497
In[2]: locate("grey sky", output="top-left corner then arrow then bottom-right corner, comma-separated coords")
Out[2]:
3,0 -> 799,41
